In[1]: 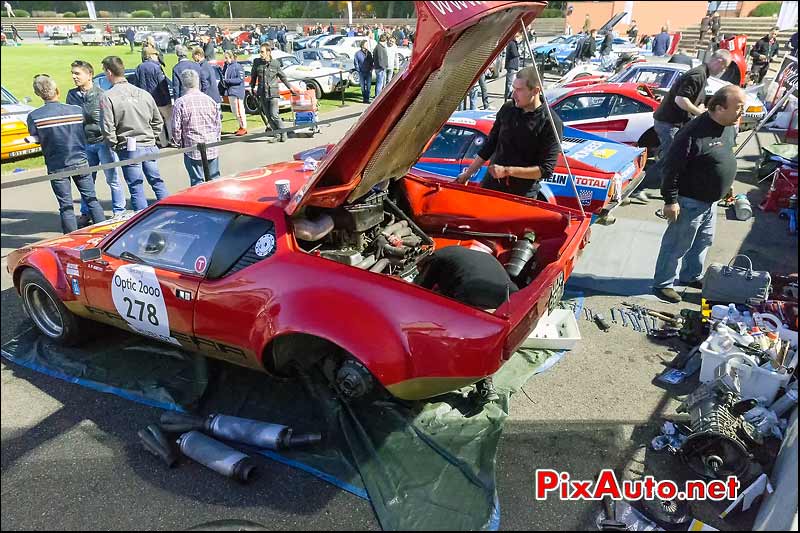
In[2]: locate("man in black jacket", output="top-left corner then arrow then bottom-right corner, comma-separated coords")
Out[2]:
652,85 -> 746,303
751,27 -> 780,83
250,44 -> 298,142
504,33 -> 521,99
373,34 -> 389,97
456,67 -> 562,201
600,30 -> 613,57
579,29 -> 597,63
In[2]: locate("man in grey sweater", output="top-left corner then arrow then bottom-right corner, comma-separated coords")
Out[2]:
100,56 -> 168,212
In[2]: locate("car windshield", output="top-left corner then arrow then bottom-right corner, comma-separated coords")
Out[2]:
318,49 -> 337,59
1,88 -> 18,105
549,35 -> 567,44
280,56 -> 300,67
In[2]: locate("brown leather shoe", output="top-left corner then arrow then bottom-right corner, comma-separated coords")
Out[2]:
653,287 -> 682,303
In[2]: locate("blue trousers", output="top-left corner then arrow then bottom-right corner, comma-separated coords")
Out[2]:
653,195 -> 717,289
51,170 -> 105,234
184,155 -> 220,187
374,69 -> 386,96
117,146 -> 168,212
359,71 -> 372,103
81,142 -> 125,216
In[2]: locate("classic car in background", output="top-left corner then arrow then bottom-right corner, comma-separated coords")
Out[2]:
411,110 -> 646,222
1,86 -> 40,161
555,62 -> 766,130
546,82 -> 662,153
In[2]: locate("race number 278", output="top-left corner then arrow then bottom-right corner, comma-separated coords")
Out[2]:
122,296 -> 159,326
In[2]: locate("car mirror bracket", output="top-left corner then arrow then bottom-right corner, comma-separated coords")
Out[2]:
80,248 -> 103,262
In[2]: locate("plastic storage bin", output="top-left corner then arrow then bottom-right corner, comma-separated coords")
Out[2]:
522,308 -> 581,351
722,358 -> 792,403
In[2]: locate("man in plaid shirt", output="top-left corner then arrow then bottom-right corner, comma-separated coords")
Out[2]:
172,69 -> 222,186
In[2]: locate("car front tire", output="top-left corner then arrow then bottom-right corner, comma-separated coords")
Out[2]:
20,269 -> 85,346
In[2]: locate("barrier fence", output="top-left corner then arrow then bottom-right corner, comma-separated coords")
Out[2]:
1,110 -> 364,191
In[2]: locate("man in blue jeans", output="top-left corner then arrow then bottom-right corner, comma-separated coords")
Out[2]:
99,56 -> 168,212
26,75 -> 105,233
652,85 -> 746,303
171,69 -> 222,186
632,49 -> 731,203
354,40 -> 373,104
66,59 -> 126,222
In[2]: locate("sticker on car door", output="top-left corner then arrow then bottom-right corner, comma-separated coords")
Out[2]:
111,264 -> 180,345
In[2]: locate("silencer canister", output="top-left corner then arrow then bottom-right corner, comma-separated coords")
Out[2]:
177,431 -> 256,482
206,414 -> 291,450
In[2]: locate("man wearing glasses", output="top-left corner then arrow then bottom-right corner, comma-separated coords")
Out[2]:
26,75 -> 105,233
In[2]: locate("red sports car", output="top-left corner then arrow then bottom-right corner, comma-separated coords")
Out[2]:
546,82 -> 662,152
8,1 -> 591,401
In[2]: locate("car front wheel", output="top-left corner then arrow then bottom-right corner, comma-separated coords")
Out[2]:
20,269 -> 86,346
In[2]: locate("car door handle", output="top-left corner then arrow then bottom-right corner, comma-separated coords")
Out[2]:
176,289 -> 193,301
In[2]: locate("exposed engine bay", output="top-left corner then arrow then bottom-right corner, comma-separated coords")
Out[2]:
293,189 -> 435,281
291,187 -> 542,297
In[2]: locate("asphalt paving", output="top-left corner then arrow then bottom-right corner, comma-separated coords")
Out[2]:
2,74 -> 797,530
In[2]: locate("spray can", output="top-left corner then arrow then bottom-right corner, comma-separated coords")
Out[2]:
733,194 -> 752,221
177,431 -> 257,483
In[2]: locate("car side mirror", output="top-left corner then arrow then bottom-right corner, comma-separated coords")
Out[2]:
80,248 -> 103,262
23,96 -> 32,103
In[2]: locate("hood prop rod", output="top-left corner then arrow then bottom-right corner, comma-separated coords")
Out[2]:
520,20 -> 585,218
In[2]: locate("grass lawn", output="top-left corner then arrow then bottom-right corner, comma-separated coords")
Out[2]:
1,43 -> 365,175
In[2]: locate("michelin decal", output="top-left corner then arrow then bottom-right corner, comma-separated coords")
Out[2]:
111,264 -> 179,345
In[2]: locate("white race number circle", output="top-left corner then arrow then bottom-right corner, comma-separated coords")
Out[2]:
254,233 -> 276,257
111,264 -> 179,345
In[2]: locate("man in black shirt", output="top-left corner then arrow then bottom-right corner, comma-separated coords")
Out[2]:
652,85 -> 746,303
633,49 -> 731,202
456,66 -> 562,200
578,29 -> 597,63
750,27 -> 780,83
251,44 -> 299,142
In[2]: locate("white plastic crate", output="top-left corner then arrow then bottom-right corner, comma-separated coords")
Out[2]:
521,308 -> 581,351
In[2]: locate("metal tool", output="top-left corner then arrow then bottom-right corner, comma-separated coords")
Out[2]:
599,495 -> 628,531
610,308 -> 617,324
620,311 -> 629,328
595,313 -> 612,332
641,311 -> 651,334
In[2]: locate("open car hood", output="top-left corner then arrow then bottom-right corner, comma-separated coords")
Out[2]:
286,0 -> 546,215
598,12 -> 627,34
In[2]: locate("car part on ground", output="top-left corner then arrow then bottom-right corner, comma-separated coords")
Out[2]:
160,411 -> 322,450
177,430 -> 258,483
138,424 -> 179,467
678,375 -> 762,479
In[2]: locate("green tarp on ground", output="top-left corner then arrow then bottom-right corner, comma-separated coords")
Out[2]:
2,297 -> 582,530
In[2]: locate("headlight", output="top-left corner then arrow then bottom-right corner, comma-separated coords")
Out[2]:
746,105 -> 763,114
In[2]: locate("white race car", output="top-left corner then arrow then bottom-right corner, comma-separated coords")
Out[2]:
555,61 -> 766,130
248,50 -> 348,99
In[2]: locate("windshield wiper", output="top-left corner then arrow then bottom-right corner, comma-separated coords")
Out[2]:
120,250 -> 149,265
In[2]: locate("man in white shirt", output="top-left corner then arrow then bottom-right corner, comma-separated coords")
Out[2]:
386,36 -> 399,81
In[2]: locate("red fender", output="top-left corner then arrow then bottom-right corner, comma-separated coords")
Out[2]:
15,249 -> 71,300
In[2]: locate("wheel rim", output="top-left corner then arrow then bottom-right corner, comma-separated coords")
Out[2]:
24,283 -> 64,338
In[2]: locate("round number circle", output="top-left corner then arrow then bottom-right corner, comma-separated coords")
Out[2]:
254,233 -> 276,257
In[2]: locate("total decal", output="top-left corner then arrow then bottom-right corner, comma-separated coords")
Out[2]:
542,173 -> 609,190
111,264 -> 179,346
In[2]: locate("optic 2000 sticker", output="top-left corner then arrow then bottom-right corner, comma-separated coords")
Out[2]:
111,264 -> 180,345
